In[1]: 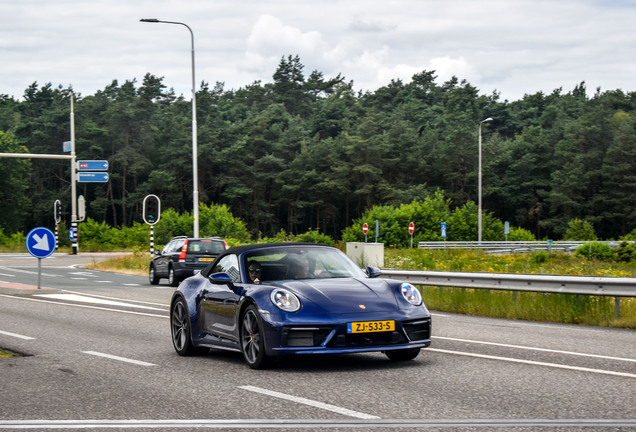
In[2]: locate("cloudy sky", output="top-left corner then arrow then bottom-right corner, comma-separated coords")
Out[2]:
1,0 -> 635,102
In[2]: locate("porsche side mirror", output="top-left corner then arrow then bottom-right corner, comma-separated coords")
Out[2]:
366,266 -> 382,278
208,272 -> 234,288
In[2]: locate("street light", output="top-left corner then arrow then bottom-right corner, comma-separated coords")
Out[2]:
140,18 -> 199,238
478,117 -> 493,243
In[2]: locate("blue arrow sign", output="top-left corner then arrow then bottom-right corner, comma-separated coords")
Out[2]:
78,172 -> 109,183
26,227 -> 56,259
77,160 -> 109,171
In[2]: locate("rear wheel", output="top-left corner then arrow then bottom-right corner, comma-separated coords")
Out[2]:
168,266 -> 179,287
149,265 -> 159,285
170,297 -> 207,356
385,348 -> 420,362
240,305 -> 270,369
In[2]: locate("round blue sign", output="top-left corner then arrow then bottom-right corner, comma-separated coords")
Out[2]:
26,227 -> 56,259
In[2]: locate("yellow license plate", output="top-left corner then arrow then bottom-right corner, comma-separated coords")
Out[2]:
347,320 -> 395,334
199,257 -> 215,261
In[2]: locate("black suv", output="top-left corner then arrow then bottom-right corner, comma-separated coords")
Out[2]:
149,236 -> 228,286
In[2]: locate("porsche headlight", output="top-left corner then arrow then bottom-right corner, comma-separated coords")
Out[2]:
270,288 -> 301,312
400,283 -> 422,306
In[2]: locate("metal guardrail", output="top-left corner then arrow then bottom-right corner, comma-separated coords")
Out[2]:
380,269 -> 636,318
417,240 -> 629,252
380,269 -> 636,297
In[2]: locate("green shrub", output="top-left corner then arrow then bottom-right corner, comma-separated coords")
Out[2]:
508,227 -> 536,241
614,241 -> 636,263
564,218 -> 597,241
620,228 -> 636,241
296,230 -> 335,246
531,250 -> 549,264
0,227 -> 9,246
574,242 -> 613,260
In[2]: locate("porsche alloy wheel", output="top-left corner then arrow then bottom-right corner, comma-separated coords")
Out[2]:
170,297 -> 206,356
240,305 -> 270,369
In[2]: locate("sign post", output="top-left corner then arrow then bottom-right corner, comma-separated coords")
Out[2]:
408,222 -> 415,248
53,200 -> 61,250
441,222 -> 447,250
26,227 -> 56,289
362,223 -> 369,243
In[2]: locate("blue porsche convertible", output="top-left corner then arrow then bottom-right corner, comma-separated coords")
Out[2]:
170,243 -> 431,369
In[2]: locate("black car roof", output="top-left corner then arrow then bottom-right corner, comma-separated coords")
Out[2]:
215,242 -> 330,262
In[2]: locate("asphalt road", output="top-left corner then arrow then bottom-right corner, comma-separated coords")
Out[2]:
0,253 -> 635,431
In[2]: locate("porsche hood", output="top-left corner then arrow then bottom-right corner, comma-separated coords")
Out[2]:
272,277 -> 401,314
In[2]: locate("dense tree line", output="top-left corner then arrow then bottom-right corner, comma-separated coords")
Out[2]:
1,55 -> 635,240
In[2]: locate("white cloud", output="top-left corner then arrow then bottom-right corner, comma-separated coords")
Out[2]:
428,57 -> 476,85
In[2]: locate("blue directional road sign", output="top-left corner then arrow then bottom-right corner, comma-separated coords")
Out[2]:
441,222 -> 447,239
26,227 -> 56,259
77,160 -> 109,171
78,172 -> 109,183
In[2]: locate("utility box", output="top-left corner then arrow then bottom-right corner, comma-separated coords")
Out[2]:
346,242 -> 384,268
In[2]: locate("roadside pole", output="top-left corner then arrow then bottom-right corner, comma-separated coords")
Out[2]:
26,227 -> 56,289
70,96 -> 78,254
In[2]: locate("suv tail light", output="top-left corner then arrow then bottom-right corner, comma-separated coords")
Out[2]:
223,239 -> 229,250
179,240 -> 188,262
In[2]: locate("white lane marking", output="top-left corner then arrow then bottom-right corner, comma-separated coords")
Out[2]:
0,329 -> 35,340
70,271 -> 98,278
0,294 -> 167,318
0,267 -> 59,277
428,348 -> 636,379
0,272 -> 15,277
33,293 -> 165,311
240,385 -> 380,420
433,336 -> 636,363
61,290 -> 168,308
82,351 -> 155,367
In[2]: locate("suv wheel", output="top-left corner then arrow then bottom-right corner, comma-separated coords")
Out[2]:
168,266 -> 179,287
149,264 -> 159,285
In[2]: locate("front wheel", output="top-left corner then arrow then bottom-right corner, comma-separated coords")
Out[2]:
385,348 -> 420,362
170,297 -> 207,356
240,305 -> 270,369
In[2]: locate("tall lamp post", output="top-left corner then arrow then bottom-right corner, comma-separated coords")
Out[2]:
478,117 -> 493,243
140,18 -> 199,238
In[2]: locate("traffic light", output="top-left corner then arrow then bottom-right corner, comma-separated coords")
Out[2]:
143,195 -> 161,225
54,200 -> 62,224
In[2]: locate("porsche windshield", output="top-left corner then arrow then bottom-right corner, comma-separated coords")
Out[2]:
244,246 -> 366,281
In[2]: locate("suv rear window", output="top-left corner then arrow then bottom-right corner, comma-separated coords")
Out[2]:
187,239 -> 226,255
